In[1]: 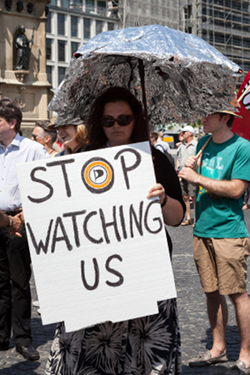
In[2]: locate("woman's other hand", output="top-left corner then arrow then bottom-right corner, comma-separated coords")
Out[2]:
147,183 -> 166,205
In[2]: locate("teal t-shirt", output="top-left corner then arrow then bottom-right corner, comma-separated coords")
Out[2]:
194,134 -> 250,238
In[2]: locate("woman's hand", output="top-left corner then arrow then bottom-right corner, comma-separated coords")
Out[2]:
147,183 -> 184,226
147,183 -> 166,206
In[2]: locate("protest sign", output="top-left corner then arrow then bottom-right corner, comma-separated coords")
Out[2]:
16,141 -> 176,332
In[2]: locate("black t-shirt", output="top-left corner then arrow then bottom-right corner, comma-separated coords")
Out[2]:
152,147 -> 186,256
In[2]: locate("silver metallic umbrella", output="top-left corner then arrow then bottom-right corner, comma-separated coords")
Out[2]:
48,24 -> 242,125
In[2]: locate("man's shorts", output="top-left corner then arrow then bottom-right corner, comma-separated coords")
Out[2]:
180,178 -> 196,197
193,236 -> 250,295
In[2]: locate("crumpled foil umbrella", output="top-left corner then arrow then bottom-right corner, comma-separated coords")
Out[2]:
48,24 -> 242,125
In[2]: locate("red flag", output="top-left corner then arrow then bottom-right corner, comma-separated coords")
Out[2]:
232,71 -> 250,141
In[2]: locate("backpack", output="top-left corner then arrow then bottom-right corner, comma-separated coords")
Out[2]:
155,144 -> 175,168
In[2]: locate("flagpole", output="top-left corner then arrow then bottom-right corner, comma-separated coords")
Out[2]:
237,84 -> 250,103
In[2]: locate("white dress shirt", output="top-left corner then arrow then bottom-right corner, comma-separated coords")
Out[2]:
0,133 -> 50,211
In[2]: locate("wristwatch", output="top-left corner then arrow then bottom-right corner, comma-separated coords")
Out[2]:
7,216 -> 13,228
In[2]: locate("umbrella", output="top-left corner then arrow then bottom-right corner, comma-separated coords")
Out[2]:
48,24 -> 242,126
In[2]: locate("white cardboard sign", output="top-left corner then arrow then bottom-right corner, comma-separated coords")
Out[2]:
16,141 -> 176,332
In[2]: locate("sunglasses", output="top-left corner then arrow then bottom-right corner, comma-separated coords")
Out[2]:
101,115 -> 134,128
31,134 -> 38,140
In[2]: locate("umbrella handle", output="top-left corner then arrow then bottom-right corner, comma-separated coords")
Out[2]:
118,29 -> 144,42
138,59 -> 150,142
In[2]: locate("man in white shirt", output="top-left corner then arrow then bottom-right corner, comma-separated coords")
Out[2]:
0,97 -> 49,360
178,125 -> 197,226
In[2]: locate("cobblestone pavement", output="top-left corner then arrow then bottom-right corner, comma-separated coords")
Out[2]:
0,208 -> 250,374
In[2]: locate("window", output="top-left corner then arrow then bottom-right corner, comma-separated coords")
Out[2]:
97,1 -> 106,16
46,12 -> 52,33
46,39 -> 52,60
84,18 -> 91,39
58,67 -> 66,85
86,0 -> 94,12
61,0 -> 68,9
70,0 -> 82,10
108,22 -> 115,31
71,16 -> 78,37
46,66 -> 52,84
96,20 -> 103,35
71,42 -> 79,56
58,40 -> 66,61
58,14 -> 65,35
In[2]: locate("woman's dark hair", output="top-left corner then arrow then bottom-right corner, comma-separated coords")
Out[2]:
0,97 -> 22,133
87,87 -> 148,147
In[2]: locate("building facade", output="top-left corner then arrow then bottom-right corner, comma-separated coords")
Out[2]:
46,0 -> 119,90
186,0 -> 250,83
46,0 -> 250,90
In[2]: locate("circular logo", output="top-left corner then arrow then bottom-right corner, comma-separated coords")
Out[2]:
81,157 -> 114,193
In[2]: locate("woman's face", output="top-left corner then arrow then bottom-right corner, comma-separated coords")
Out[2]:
57,125 -> 77,144
102,101 -> 135,147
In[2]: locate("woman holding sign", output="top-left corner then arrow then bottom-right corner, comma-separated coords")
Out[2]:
45,87 -> 185,375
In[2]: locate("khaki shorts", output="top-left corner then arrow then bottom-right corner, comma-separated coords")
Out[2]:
180,178 -> 196,197
193,236 -> 250,295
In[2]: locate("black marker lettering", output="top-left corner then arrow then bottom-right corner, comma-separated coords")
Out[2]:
99,206 -> 121,244
26,220 -> 53,254
114,148 -> 141,190
83,211 -> 103,244
63,210 -> 86,247
81,258 -> 99,290
46,159 -> 75,197
144,200 -> 163,234
105,254 -> 124,287
129,201 -> 144,237
51,217 -> 73,253
28,167 -> 53,203
119,205 -> 127,239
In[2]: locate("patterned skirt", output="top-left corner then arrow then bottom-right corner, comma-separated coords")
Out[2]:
45,298 -> 182,375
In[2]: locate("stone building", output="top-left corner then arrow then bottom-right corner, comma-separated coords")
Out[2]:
0,0 -> 51,132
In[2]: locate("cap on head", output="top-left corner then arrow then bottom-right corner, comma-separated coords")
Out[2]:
182,125 -> 194,134
47,115 -> 83,130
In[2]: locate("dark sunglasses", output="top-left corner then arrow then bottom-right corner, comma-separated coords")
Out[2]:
31,134 -> 38,140
101,115 -> 134,128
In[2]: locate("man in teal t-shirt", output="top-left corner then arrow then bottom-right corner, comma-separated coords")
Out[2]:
179,110 -> 250,375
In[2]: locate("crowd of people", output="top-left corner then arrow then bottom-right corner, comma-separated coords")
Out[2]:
1,88 -> 250,375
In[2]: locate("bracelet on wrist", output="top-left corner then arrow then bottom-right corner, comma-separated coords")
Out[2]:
7,216 -> 13,228
161,194 -> 168,208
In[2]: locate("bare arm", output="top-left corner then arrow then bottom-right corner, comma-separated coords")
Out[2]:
147,183 -> 184,226
0,210 -> 9,227
0,210 -> 23,237
179,165 -> 248,200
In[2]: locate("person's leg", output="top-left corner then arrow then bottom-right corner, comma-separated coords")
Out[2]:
229,292 -> 250,367
189,237 -> 228,367
6,226 -> 32,347
0,229 -> 12,348
192,195 -> 196,226
180,179 -> 191,224
182,195 -> 191,221
206,291 -> 228,357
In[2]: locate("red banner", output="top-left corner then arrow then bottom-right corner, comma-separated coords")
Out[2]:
232,71 -> 250,141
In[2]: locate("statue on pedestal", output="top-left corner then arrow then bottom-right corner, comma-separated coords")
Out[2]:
14,25 -> 34,70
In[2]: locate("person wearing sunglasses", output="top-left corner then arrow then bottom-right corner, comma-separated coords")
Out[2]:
31,121 -> 58,156
45,87 -> 185,375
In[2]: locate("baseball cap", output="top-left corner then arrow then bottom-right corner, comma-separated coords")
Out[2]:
181,125 -> 194,133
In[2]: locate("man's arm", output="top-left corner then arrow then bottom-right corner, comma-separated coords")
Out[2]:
0,210 -> 23,237
179,166 -> 248,200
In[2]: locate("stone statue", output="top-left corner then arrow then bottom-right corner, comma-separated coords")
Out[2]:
15,25 -> 34,70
